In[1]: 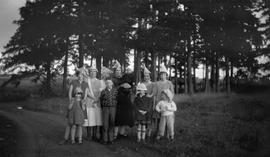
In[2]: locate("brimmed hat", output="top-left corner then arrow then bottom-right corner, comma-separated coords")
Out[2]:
136,83 -> 147,91
161,89 -> 174,101
159,64 -> 168,74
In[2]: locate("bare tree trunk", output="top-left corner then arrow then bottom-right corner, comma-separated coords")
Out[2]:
192,55 -> 196,92
151,50 -> 157,81
157,54 -> 161,80
179,65 -> 183,93
215,55 -> 220,92
62,49 -> 68,94
174,59 -> 178,94
210,61 -> 216,92
169,54 -> 172,79
187,37 -> 193,95
225,57 -> 231,94
134,50 -> 142,84
230,62 -> 234,88
45,61 -> 52,96
96,55 -> 102,79
184,62 -> 188,94
205,58 -> 210,93
78,34 -> 84,68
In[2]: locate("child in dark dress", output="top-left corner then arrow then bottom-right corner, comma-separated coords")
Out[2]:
134,83 -> 152,143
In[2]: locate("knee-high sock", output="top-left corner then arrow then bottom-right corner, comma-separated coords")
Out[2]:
141,125 -> 146,140
137,125 -> 142,141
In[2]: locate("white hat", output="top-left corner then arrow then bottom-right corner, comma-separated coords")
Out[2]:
162,89 -> 174,101
136,83 -> 147,91
112,60 -> 121,71
143,66 -> 151,75
159,64 -> 168,74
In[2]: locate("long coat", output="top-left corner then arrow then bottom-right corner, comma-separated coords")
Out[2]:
114,87 -> 134,127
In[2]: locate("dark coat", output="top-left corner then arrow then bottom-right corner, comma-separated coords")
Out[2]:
134,95 -> 152,121
114,87 -> 134,127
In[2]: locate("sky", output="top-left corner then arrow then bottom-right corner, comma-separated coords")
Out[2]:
0,0 -> 26,52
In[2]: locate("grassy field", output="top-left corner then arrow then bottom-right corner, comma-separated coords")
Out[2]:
1,76 -> 270,157
14,91 -> 269,157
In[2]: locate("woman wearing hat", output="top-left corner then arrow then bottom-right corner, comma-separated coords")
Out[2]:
152,64 -> 174,135
83,65 -> 106,141
111,61 -> 135,138
60,68 -> 88,145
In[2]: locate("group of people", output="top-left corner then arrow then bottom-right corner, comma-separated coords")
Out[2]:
60,62 -> 177,145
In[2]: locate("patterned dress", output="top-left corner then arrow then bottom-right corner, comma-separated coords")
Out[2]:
83,78 -> 106,127
68,99 -> 84,125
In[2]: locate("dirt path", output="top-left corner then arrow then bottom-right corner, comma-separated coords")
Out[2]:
0,102 -> 145,157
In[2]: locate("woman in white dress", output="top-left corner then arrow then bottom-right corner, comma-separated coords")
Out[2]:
84,65 -> 106,141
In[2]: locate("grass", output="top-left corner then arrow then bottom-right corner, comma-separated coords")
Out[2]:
18,91 -> 270,157
1,76 -> 270,157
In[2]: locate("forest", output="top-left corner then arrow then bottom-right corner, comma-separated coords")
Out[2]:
1,0 -> 269,96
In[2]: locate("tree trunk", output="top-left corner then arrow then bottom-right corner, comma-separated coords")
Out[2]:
45,61 -> 52,96
78,34 -> 84,67
179,65 -> 183,93
225,57 -> 231,94
210,61 -> 216,92
103,56 -> 109,67
169,54 -> 172,79
90,55 -> 93,66
174,59 -> 178,94
184,62 -> 188,94
157,54 -> 161,80
230,62 -> 234,88
134,50 -> 142,84
187,38 -> 193,95
151,50 -> 157,81
215,55 -> 220,92
205,58 -> 210,93
62,49 -> 68,94
192,55 -> 196,92
96,55 -> 102,79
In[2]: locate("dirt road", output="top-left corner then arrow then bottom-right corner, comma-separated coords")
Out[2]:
0,102 -> 146,157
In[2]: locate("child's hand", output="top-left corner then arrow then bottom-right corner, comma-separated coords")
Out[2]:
139,110 -> 147,115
